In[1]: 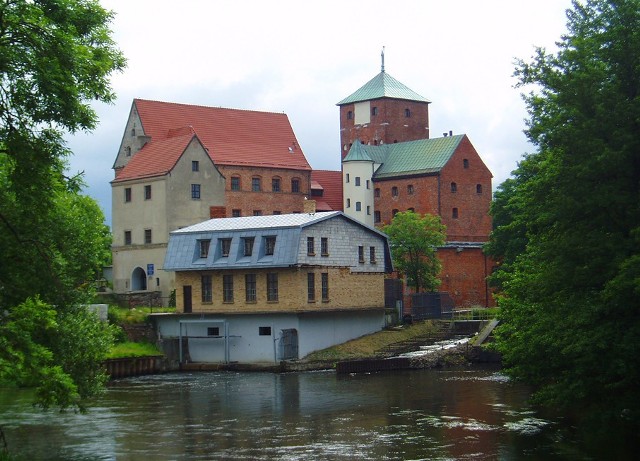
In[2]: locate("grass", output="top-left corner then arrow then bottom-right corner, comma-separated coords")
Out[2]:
106,341 -> 163,359
305,320 -> 441,361
108,306 -> 175,324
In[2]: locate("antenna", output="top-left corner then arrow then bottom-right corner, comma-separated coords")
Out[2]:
381,46 -> 385,72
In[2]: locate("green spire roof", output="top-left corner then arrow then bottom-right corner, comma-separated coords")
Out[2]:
343,135 -> 465,178
337,71 -> 430,105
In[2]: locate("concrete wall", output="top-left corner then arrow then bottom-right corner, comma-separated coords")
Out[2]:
153,309 -> 384,363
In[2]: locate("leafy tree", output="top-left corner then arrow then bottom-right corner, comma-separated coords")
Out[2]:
0,0 -> 125,410
384,211 -> 446,293
487,0 -> 640,443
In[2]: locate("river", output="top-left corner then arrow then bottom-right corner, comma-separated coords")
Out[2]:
1,366 -> 591,460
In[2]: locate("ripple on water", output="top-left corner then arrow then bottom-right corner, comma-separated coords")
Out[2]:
503,417 -> 551,435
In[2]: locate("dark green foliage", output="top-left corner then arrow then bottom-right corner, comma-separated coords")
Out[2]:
487,0 -> 640,439
0,0 -> 125,411
384,211 -> 447,292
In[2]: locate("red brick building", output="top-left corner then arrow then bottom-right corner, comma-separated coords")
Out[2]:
339,64 -> 494,307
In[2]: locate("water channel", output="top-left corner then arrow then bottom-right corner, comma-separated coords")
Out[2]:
1,366 -> 592,460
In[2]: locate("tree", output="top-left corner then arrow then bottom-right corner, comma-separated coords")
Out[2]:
0,0 -> 125,410
487,0 -> 640,443
384,211 -> 446,293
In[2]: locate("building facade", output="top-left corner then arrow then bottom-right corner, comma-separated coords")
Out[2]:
338,65 -> 494,307
158,211 -> 392,363
111,99 -> 317,301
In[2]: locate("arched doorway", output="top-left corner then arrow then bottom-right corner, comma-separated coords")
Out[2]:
131,267 -> 147,291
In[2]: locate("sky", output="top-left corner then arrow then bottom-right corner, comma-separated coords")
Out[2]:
65,0 -> 574,227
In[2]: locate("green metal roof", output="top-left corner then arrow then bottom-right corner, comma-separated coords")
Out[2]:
343,135 -> 464,178
337,71 -> 431,105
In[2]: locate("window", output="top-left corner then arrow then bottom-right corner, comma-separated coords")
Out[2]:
124,230 -> 132,245
231,176 -> 240,191
223,274 -> 234,302
372,106 -> 378,116
356,201 -> 361,211
345,173 -> 350,183
392,209 -> 399,217
191,184 -> 201,200
408,207 -> 415,213
392,186 -> 398,197
347,110 -> 353,120
124,187 -> 132,203
321,273 -> 329,301
374,188 -> 380,198
267,273 -> 278,301
207,327 -> 220,336
358,246 -> 365,263
245,274 -> 257,302
307,273 -> 315,302
273,210 -> 281,215
144,185 -> 151,200
463,159 -> 469,169
192,160 -> 199,172
355,177 -> 361,186
346,198 -> 351,208
307,236 -> 315,256
199,239 -> 211,258
374,211 -> 381,223
232,209 -> 241,217
272,177 -> 281,192
291,178 -> 300,193
452,207 -> 459,219
405,108 -> 411,117
243,237 -> 254,256
126,146 -> 131,157
144,229 -> 152,244
476,184 -> 483,194
201,275 -> 212,303
451,182 -> 457,193
265,236 -> 276,255
220,238 -> 231,257
321,237 -> 328,256
366,180 -> 370,189
253,210 -> 262,216
366,205 -> 371,215
259,326 -> 272,336
408,184 -> 414,195
251,177 -> 261,192
370,246 -> 376,263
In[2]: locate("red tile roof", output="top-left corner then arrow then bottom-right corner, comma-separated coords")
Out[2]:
311,170 -> 343,212
114,132 -> 197,181
135,98 -> 311,169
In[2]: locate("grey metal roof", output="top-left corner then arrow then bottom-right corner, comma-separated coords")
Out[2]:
337,71 -> 430,106
173,211 -> 342,234
164,211 -> 392,272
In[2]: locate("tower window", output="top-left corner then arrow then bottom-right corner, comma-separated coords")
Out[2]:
451,182 -> 457,193
452,208 -> 459,219
405,108 -> 411,117
355,177 -> 361,186
347,110 -> 353,120
476,184 -> 483,194
463,159 -> 469,169
356,202 -> 361,211
372,106 -> 378,116
374,188 -> 380,198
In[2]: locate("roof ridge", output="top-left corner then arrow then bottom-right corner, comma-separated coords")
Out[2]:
134,98 -> 288,117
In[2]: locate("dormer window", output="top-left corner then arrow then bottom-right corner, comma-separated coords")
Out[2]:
220,238 -> 231,257
199,239 -> 211,259
243,237 -> 255,256
265,236 -> 276,256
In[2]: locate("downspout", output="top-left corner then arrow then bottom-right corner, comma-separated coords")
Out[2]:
437,174 -> 441,216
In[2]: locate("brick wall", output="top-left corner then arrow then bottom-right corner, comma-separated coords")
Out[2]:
174,267 -> 385,314
438,247 -> 495,307
374,175 -> 439,226
218,165 -> 311,216
339,99 -> 430,158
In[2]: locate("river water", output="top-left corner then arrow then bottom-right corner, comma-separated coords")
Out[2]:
1,366 -> 591,460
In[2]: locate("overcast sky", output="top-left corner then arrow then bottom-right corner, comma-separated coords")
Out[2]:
65,0 -> 574,227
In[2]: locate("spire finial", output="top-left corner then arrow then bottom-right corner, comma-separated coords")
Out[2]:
381,46 -> 385,72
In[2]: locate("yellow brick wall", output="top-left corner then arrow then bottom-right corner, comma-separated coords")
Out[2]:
174,267 -> 385,314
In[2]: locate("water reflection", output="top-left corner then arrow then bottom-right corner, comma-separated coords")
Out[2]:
0,366 -> 588,460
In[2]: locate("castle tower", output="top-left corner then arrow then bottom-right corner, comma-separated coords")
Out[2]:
336,49 -> 431,159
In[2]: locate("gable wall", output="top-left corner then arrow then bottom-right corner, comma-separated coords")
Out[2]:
439,137 -> 493,241
113,105 -> 148,172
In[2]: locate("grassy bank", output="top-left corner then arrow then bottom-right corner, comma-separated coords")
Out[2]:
305,320 -> 441,361
106,342 -> 162,359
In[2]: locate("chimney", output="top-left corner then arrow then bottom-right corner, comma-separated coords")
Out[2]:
303,198 -> 317,215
